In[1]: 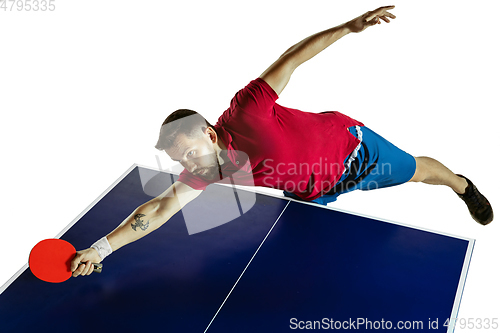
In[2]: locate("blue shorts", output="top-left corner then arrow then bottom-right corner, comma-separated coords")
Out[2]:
283,126 -> 417,205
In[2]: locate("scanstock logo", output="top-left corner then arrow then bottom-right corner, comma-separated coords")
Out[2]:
138,150 -> 256,235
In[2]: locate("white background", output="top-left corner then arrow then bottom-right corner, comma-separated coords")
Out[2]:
1,1 -> 498,331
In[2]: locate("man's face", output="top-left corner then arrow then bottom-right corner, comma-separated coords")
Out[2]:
166,130 -> 221,181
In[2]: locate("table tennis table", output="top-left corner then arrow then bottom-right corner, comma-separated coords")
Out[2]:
0,165 -> 473,333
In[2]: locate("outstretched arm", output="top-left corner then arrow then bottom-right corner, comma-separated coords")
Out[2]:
259,5 -> 396,95
70,181 -> 203,277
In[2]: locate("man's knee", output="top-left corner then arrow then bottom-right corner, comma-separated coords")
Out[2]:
408,156 -> 426,183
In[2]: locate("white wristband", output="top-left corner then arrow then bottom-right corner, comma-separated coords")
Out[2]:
91,236 -> 113,261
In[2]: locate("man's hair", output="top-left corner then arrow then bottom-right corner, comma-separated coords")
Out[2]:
155,109 -> 215,151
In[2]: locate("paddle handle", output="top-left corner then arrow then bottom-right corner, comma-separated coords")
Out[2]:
78,262 -> 103,273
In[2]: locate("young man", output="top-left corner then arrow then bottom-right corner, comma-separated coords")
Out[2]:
71,5 -> 493,277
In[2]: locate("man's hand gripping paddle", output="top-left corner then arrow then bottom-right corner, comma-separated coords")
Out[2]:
29,239 -> 102,283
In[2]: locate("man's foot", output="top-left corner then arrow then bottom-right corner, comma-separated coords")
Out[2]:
455,174 -> 493,225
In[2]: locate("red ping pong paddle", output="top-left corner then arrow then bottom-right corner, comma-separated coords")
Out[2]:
29,238 -> 103,283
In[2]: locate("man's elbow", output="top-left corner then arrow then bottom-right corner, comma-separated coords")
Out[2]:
155,196 -> 181,221
157,189 -> 201,219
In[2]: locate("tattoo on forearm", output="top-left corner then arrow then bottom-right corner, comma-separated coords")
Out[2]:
131,213 -> 150,231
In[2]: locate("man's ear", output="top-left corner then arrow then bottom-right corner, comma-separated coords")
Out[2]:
205,127 -> 217,144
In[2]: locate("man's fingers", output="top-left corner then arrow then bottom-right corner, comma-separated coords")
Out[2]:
72,264 -> 84,277
82,261 -> 94,276
72,261 -> 93,277
380,16 -> 391,23
368,6 -> 396,21
71,253 -> 83,272
376,5 -> 395,12
365,12 -> 395,24
87,262 -> 94,276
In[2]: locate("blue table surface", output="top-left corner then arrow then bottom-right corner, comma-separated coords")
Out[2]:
0,166 -> 472,333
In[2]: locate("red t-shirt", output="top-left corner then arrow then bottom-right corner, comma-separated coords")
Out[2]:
178,78 -> 363,201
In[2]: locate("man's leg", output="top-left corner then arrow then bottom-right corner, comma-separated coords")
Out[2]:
409,156 -> 493,225
409,156 -> 468,194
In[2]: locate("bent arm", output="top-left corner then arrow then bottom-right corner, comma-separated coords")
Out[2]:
260,5 -> 396,96
259,25 -> 350,95
71,181 -> 203,276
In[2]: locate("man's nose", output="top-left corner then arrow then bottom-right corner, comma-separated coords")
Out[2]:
182,160 -> 197,173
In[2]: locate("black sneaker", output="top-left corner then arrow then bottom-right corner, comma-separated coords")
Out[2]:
456,174 -> 493,225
